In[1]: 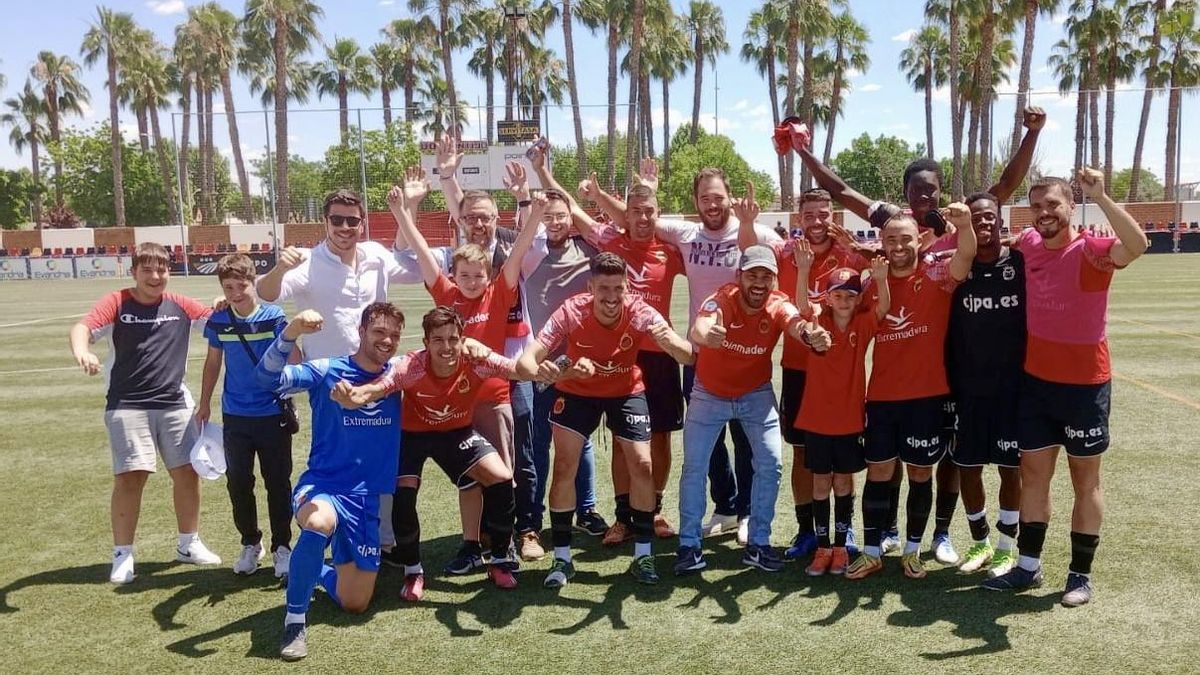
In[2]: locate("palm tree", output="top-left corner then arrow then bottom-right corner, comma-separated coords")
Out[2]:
1048,35 -> 1089,174
647,14 -> 689,177
1094,1 -> 1138,190
317,37 -> 376,141
464,6 -> 504,143
408,1 -> 477,140
684,0 -> 728,145
174,24 -> 196,213
561,0 -> 587,175
1,82 -> 47,226
1010,1 -> 1061,158
369,43 -> 400,131
416,76 -> 468,140
821,12 -> 869,166
383,18 -> 438,125
1159,1 -> 1200,199
579,0 -> 629,187
900,25 -> 947,159
624,0 -> 646,180
797,1 -> 837,191
519,45 -> 566,122
926,0 -> 965,196
244,0 -> 323,223
742,2 -> 786,198
1128,0 -> 1167,201
81,6 -> 136,227
121,34 -> 181,225
31,52 -> 89,208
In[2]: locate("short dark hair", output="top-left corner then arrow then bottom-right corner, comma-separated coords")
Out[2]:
323,189 -> 366,219
799,188 -> 832,207
692,167 -> 730,198
902,158 -> 944,192
590,251 -> 627,276
422,305 -> 463,339
881,213 -> 920,234
542,189 -> 570,205
964,191 -> 1000,210
1029,176 -> 1073,203
216,253 -> 256,282
360,302 -> 405,331
628,184 -> 657,204
132,242 -> 170,271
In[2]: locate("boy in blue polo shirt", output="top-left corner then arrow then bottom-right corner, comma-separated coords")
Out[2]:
197,253 -> 293,578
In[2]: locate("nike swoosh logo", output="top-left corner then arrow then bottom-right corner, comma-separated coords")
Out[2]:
1083,439 -> 1104,448
927,447 -> 940,457
730,322 -> 745,329
416,392 -> 436,398
222,327 -> 235,333
574,342 -> 595,349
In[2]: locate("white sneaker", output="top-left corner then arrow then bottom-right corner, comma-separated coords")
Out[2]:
736,517 -> 749,546
273,546 -> 291,579
110,549 -> 135,585
932,533 -> 960,565
881,531 -> 902,556
233,543 -> 264,575
177,538 -> 222,566
702,513 -> 738,538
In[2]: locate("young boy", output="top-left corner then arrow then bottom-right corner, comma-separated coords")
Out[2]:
792,247 -> 890,576
196,253 -> 293,578
69,242 -> 222,585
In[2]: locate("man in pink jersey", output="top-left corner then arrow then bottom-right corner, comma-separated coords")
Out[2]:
983,168 -> 1146,607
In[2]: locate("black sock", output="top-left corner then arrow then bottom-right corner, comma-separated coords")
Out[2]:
863,480 -> 890,549
905,479 -> 933,545
795,502 -> 814,535
812,498 -> 831,547
933,490 -> 958,537
1017,521 -> 1048,560
996,519 -> 1018,539
550,509 -> 574,550
1069,531 -> 1100,576
655,492 -> 664,515
967,512 -> 991,542
615,494 -> 632,526
393,487 -> 421,566
834,493 -> 854,547
887,476 -> 902,532
630,508 -> 653,545
482,482 -> 515,560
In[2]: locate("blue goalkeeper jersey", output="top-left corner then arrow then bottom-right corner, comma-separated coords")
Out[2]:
256,335 -> 400,495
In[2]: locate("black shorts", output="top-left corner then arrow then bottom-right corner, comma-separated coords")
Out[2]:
399,427 -> 496,490
953,392 -> 1020,468
1018,374 -> 1111,458
865,396 -> 947,467
804,431 -> 866,474
779,368 -> 807,447
550,390 -> 652,443
637,350 -> 683,433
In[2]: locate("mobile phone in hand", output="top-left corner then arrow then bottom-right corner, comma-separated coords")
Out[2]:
923,209 -> 948,237
525,137 -> 549,161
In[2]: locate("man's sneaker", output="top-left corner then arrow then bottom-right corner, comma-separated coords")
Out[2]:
443,543 -> 484,576
629,555 -> 660,584
981,565 -> 1044,592
785,531 -> 818,560
602,522 -> 632,546
110,549 -> 135,585
702,513 -> 738,538
958,541 -> 995,574
845,554 -> 883,580
806,547 -> 833,576
517,530 -> 545,561
575,510 -> 610,536
234,543 -> 264,575
543,558 -> 575,588
177,538 -> 222,565
742,544 -> 784,572
1061,572 -> 1094,607
932,532 -> 960,565
279,622 -> 307,662
399,573 -> 425,602
987,549 -> 1016,578
901,552 -> 927,579
829,547 -> 850,575
673,546 -> 707,575
880,529 -> 902,555
736,517 -> 750,546
487,560 -> 519,590
653,513 -> 677,538
380,546 -> 405,569
273,546 -> 291,579
845,528 -> 859,557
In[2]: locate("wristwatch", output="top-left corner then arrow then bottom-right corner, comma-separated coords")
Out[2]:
517,199 -> 532,208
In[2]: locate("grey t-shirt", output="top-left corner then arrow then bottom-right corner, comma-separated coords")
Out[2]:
520,234 -> 599,334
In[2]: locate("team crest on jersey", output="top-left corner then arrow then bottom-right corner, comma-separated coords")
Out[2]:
701,299 -> 719,313
618,332 -> 634,351
912,276 -> 923,293
849,332 -> 859,348
455,374 -> 471,394
553,397 -> 566,415
758,318 -> 771,334
1002,265 -> 1016,281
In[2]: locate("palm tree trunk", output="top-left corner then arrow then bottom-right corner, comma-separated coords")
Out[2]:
966,95 -> 980,194
822,57 -> 843,166
222,70 -> 253,222
606,23 -> 618,187
484,48 -> 494,145
690,40 -> 703,144
1073,84 -> 1086,173
338,78 -> 349,141
204,85 -> 216,224
272,17 -> 290,223
439,2 -> 458,138
382,84 -> 393,131
1104,74 -> 1116,193
136,105 -> 150,153
662,76 -> 671,178
949,2 -> 963,198
149,105 -> 178,226
179,73 -> 191,218
766,38 -> 783,200
641,71 -> 653,158
107,50 -> 126,227
1011,1 -> 1037,157
1128,0 -> 1165,201
563,0 -> 587,176
980,95 -> 991,187
46,86 -> 63,207
624,0 -> 644,182
783,9 -> 799,209
195,80 -> 206,223
924,63 -> 935,158
1165,75 -> 1180,199
404,74 -> 416,125
798,36 -> 815,191
1088,86 -> 1100,170
30,136 -> 42,227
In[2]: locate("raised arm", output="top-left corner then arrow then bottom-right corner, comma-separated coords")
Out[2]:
1077,167 -> 1147,266
527,138 -> 603,237
869,256 -> 891,321
436,135 -> 466,225
579,171 -> 628,230
792,239 -> 815,318
256,246 -> 305,302
734,180 -> 763,252
988,107 -> 1045,203
387,171 -> 440,288
254,310 -> 326,393
797,146 -> 873,221
945,202 -> 977,282
503,190 -> 547,288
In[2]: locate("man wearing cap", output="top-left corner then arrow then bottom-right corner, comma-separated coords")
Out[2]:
673,245 -> 831,575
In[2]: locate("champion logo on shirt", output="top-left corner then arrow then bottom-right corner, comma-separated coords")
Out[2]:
120,313 -> 182,325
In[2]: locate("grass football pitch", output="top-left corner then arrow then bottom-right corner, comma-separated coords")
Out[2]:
1,254 -> 1198,673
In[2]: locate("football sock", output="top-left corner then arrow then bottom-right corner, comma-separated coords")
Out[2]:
933,490 -> 958,537
905,479 -> 934,551
834,493 -> 854,548
285,528 -> 329,617
1069,531 -> 1100,576
967,509 -> 990,543
795,502 -> 814,535
1017,521 -> 1048,571
812,498 -> 831,547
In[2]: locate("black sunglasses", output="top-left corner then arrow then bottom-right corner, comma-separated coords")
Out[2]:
328,215 -> 363,227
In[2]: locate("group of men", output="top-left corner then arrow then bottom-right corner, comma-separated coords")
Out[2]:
68,106 -> 1147,662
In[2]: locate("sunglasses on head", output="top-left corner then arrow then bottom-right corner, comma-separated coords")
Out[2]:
328,215 -> 362,227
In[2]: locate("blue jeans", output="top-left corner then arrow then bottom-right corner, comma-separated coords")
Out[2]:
683,366 -> 753,518
522,383 -> 597,532
678,382 -> 783,549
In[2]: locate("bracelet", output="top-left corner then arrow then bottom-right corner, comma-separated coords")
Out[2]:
517,199 -> 532,208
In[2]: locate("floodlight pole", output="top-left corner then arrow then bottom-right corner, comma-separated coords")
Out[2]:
357,109 -> 371,240
263,109 -> 280,257
171,112 -> 189,277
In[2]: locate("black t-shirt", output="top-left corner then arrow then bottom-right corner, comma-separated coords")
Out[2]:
947,247 -> 1026,397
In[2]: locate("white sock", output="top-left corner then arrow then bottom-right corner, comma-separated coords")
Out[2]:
403,563 -> 423,576
864,545 -> 881,558
998,509 -> 1019,526
634,541 -> 651,558
997,534 -> 1016,551
903,540 -> 920,555
178,532 -> 198,549
284,612 -> 306,626
1017,554 -> 1041,572
966,510 -> 986,522
554,546 -> 572,562
114,545 -> 133,557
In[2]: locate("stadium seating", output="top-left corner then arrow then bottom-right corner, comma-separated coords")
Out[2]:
250,243 -> 260,252
30,248 -> 42,257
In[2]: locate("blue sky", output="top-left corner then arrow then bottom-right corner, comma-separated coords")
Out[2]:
0,0 -> 1194,200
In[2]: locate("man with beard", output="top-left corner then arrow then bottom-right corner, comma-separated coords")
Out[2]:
948,193 -> 1026,579
845,205 -> 976,581
738,186 -> 868,560
984,169 -> 1146,607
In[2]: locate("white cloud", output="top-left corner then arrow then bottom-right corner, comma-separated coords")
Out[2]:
892,29 -> 917,43
744,103 -> 770,119
1044,119 -> 1062,132
858,83 -> 882,93
1051,13 -> 1068,25
379,0 -> 395,5
146,0 -> 185,15
732,99 -> 750,112
845,68 -> 864,79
